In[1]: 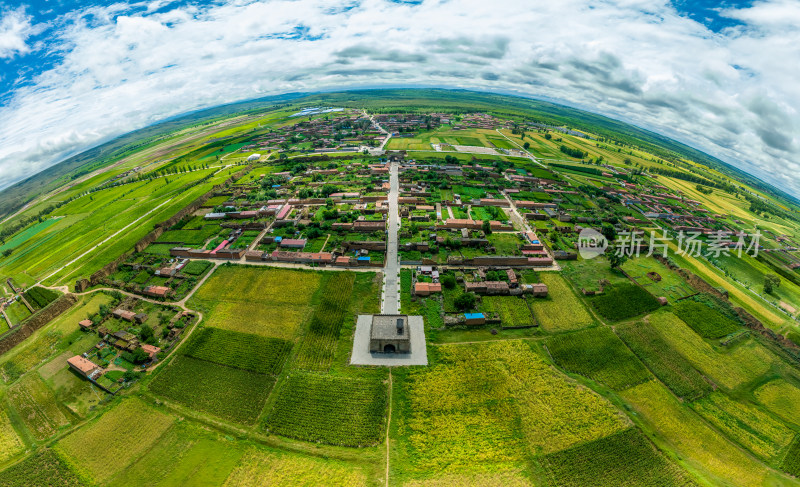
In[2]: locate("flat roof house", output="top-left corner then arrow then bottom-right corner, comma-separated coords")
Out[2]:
370,315 -> 411,354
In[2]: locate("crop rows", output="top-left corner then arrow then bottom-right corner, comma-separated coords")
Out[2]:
590,283 -> 661,321
528,273 -> 593,331
0,406 -> 24,464
184,327 -> 292,375
672,296 -> 740,338
616,322 -> 712,401
222,447 -> 368,487
57,398 -> 174,484
781,436 -> 800,477
482,296 -> 534,327
539,428 -> 695,487
546,326 -> 652,391
395,341 -> 628,475
0,449 -> 85,487
7,375 -> 69,440
264,372 -> 387,447
690,392 -> 795,461
22,286 -> 59,310
150,356 -> 274,425
294,272 -> 355,370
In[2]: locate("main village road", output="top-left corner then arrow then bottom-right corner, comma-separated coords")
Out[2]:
381,158 -> 401,314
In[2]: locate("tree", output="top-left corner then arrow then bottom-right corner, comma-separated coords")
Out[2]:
454,292 -> 476,311
442,275 -> 456,290
139,324 -> 157,345
764,274 -> 781,294
2,249 -> 12,258
544,133 -> 552,140
608,252 -> 628,269
523,142 -> 530,150
601,223 -> 616,243
482,220 -> 492,235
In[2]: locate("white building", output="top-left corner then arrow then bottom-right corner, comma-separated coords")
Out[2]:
247,153 -> 261,162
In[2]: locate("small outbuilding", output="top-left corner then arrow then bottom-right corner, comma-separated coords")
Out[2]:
464,312 -> 486,325
67,355 -> 102,380
369,314 -> 411,354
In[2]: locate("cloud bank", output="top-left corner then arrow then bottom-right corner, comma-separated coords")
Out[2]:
0,0 -> 798,197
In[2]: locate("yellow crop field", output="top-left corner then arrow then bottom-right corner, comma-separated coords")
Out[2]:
402,470 -> 532,487
0,401 -> 24,463
754,379 -> 800,427
529,273 -> 594,331
648,311 -> 776,390
691,392 -> 795,461
223,448 -> 368,487
622,381 -> 773,486
7,374 -> 70,440
57,398 -> 174,483
187,266 -> 323,339
395,341 -> 628,479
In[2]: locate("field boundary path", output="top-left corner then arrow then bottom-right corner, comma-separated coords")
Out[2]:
385,369 -> 393,486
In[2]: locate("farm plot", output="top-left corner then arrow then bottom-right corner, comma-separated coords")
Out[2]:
546,326 -> 651,391
753,379 -> 800,426
56,398 -> 174,484
183,327 -> 292,375
690,392 -> 795,461
0,449 -> 86,487
187,266 -> 322,339
22,286 -> 60,310
649,310 -> 777,390
222,447 -> 368,487
622,381 -> 774,487
107,421 -> 246,487
264,372 -> 387,447
294,272 -> 356,370
481,296 -> 534,327
560,257 -> 628,293
589,283 -> 661,322
0,402 -> 24,463
616,322 -> 712,401
7,374 -> 70,440
621,257 -> 696,302
4,301 -> 31,326
782,437 -> 800,477
538,428 -> 694,487
393,340 -> 629,480
150,355 -> 275,425
528,273 -> 593,332
672,295 -> 741,338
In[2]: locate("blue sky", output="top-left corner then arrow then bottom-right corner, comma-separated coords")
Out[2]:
0,0 -> 798,196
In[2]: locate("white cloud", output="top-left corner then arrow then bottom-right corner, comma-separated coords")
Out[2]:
0,6 -> 35,58
0,0 -> 799,197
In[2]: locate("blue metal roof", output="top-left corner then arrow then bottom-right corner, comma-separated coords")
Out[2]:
357,256 -> 370,261
464,313 -> 485,319
274,236 -> 282,242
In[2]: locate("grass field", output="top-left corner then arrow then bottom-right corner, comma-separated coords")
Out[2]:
560,258 -> 629,293
616,321 -> 712,401
150,355 -> 275,425
649,310 -> 777,390
690,392 -> 795,461
622,381 -> 781,486
538,428 -> 694,487
187,266 -> 323,339
7,374 -> 70,441
393,340 -> 629,481
57,398 -> 175,484
753,379 -> 800,427
546,326 -> 652,391
264,372 -> 387,447
782,437 -> 800,478
0,449 -> 86,487
528,273 -> 593,331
